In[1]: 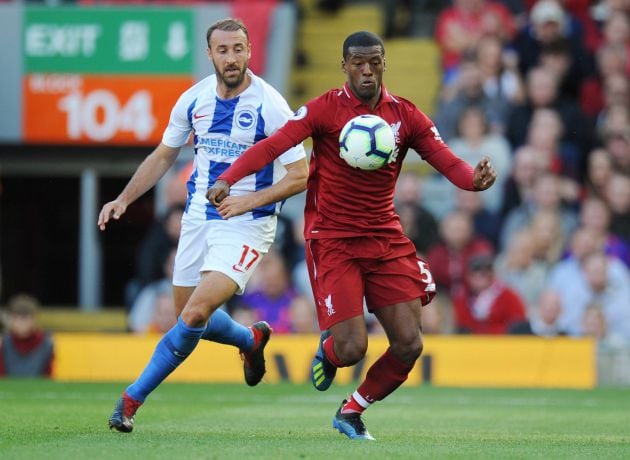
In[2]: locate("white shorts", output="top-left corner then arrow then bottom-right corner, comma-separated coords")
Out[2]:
172,216 -> 277,294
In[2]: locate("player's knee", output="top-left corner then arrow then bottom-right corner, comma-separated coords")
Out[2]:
180,307 -> 208,328
336,339 -> 368,366
392,334 -> 423,364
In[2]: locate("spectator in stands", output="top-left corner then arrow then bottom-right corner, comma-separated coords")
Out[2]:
599,106 -> 630,175
454,189 -> 501,248
434,0 -> 516,79
442,34 -> 525,108
596,72 -> 630,122
583,252 -> 630,337
398,204 -> 436,258
448,106 -> 512,213
273,213 -> 301,272
581,303 -> 609,341
227,305 -> 258,336
289,295 -> 318,334
434,58 -> 510,142
580,44 -> 628,119
426,210 -> 494,298
589,0 -> 630,45
421,296 -> 455,334
510,289 -> 566,336
603,98 -> 630,134
452,253 -> 528,334
605,173 -> 630,243
499,145 -> 543,219
476,34 -> 525,105
528,289 -> 566,336
126,204 -> 184,308
554,248 -> 630,338
525,108 -> 582,190
394,172 -> 440,256
579,197 -> 630,267
147,288 -> 178,334
233,246 -> 299,334
513,0 -> 593,81
128,248 -> 177,334
583,148 -> 614,201
499,172 -> 578,251
538,37 -> 583,99
0,294 -> 54,377
557,0 -> 603,53
601,12 -> 630,75
548,227 -> 603,286
506,66 -> 591,156
494,228 -> 547,310
528,209 -> 568,268
595,74 -> 629,136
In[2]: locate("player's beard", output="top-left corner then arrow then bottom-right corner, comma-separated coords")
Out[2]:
214,61 -> 248,89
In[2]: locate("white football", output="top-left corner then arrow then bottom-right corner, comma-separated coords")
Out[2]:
338,114 -> 395,170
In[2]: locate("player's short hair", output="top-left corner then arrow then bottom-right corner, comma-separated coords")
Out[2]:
206,18 -> 249,47
342,31 -> 385,59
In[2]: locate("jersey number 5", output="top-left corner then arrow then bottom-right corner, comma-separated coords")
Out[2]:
417,260 -> 436,293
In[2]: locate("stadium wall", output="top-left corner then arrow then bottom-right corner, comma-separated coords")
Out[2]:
52,334 -> 596,389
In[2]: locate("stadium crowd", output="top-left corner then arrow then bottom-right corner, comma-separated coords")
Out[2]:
108,0 -> 630,344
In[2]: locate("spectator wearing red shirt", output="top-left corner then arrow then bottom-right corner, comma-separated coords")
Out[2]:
426,210 -> 494,298
435,0 -> 516,77
453,254 -> 528,334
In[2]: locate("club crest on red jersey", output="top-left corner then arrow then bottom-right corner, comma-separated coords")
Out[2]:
388,121 -> 401,164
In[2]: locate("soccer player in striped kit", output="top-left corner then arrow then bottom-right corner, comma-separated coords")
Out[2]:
208,31 -> 497,440
99,18 -> 308,433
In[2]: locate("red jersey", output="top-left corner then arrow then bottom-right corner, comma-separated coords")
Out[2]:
219,83 -> 476,239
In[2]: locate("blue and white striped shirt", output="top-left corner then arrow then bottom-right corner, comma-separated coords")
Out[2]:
162,71 -> 305,223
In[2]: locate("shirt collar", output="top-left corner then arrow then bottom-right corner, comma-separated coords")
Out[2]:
342,82 -> 395,108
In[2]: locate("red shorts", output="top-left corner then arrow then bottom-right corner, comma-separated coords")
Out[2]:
305,235 -> 436,330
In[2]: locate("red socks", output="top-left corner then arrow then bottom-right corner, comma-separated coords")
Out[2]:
341,348 -> 415,414
342,393 -> 368,414
322,336 -> 344,367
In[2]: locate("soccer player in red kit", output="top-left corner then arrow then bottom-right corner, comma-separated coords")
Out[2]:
207,31 -> 497,440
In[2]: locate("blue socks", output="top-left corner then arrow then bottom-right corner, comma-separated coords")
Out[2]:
126,317 -> 205,402
125,311 -> 253,403
201,308 -> 253,351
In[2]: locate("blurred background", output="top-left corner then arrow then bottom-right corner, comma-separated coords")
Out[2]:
0,0 -> 628,386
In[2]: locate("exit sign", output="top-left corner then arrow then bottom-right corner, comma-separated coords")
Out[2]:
24,7 -> 194,74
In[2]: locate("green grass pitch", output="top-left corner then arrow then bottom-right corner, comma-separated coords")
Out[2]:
1,380 -> 629,459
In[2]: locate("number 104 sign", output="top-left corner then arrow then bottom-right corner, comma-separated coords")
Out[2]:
23,74 -> 192,145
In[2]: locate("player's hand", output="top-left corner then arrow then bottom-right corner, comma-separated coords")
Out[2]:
217,196 -> 255,219
472,156 -> 497,191
98,199 -> 127,231
206,180 -> 230,206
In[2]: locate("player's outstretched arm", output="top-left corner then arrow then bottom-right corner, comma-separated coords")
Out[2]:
98,143 -> 181,230
209,158 -> 308,219
472,156 -> 497,191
